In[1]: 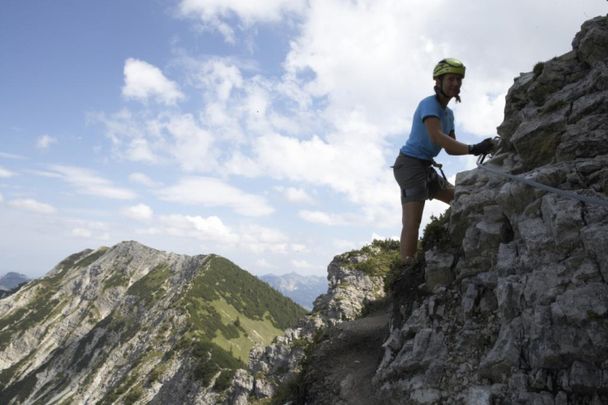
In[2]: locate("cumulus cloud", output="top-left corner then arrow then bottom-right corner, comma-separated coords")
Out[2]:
9,198 -> 56,214
155,214 -> 239,244
49,165 -> 137,200
122,58 -> 184,105
36,134 -> 57,149
158,177 -> 273,217
123,203 -> 154,221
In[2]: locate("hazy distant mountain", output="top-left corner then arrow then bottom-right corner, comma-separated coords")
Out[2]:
0,241 -> 306,404
0,272 -> 30,290
261,272 -> 327,310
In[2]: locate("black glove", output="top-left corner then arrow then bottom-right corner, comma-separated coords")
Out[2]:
469,138 -> 494,156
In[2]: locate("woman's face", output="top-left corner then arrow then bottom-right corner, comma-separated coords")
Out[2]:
437,73 -> 463,98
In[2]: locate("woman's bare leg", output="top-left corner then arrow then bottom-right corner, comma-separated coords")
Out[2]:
401,201 -> 425,262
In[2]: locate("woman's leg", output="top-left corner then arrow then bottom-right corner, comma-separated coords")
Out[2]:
433,186 -> 454,204
401,200 -> 425,262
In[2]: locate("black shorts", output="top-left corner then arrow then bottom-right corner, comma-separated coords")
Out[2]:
392,153 -> 452,204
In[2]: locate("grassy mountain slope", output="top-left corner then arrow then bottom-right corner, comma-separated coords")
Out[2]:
0,242 -> 306,404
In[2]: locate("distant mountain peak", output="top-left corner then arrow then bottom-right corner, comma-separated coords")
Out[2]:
260,272 -> 327,310
0,272 -> 30,291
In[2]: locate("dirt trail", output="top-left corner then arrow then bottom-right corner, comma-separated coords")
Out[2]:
303,305 -> 390,405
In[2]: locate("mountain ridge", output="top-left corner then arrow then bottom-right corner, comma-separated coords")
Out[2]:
0,240 -> 306,404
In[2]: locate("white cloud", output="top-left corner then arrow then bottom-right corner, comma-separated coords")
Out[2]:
0,152 -> 25,159
165,114 -> 217,172
127,138 -> 157,163
71,228 -> 93,238
36,134 -> 57,149
9,198 -> 56,214
92,109 -> 218,171
278,186 -> 315,205
238,224 -> 290,254
178,0 -> 306,42
122,58 -> 184,105
89,109 -> 146,146
290,243 -> 308,253
156,214 -> 239,244
0,192 -> 3,203
291,259 -> 313,269
158,176 -> 273,217
69,220 -> 111,240
251,132 -> 396,215
49,165 -> 137,200
0,166 -> 15,178
281,0 -> 607,142
298,210 -> 351,226
255,258 -> 277,269
129,172 -> 160,187
123,203 -> 154,221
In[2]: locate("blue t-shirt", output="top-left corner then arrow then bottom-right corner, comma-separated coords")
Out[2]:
400,95 -> 454,160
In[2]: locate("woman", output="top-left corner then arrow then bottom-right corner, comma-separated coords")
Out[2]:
393,58 -> 493,265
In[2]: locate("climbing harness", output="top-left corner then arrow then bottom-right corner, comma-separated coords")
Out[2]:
475,137 -> 608,208
431,159 -> 448,182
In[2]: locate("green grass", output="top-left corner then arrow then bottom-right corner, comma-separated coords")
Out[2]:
190,339 -> 244,389
55,249 -> 93,271
177,255 -> 307,391
74,247 -> 109,268
209,298 -> 284,362
126,263 -> 171,306
341,239 -> 401,277
186,256 -> 306,330
103,271 -> 130,291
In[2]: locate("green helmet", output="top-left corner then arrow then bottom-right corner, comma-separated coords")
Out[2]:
433,58 -> 466,79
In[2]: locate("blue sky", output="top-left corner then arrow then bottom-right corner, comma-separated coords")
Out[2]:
1,1 -> 606,278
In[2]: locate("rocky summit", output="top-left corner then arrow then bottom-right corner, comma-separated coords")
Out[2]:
241,14 -> 608,405
0,241 -> 306,404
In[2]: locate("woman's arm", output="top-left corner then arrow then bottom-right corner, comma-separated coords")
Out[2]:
424,117 -> 469,155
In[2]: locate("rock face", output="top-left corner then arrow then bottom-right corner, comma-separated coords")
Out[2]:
0,241 -> 305,404
373,15 -> 608,404
246,245 -> 389,401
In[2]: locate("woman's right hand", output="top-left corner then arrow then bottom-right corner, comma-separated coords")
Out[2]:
469,138 -> 494,156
